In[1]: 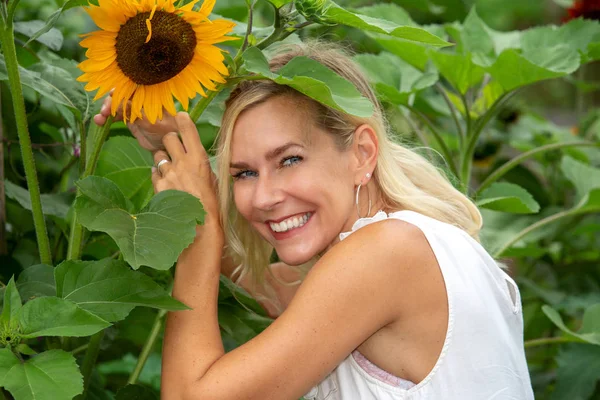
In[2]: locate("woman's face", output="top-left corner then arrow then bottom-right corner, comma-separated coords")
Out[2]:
229,96 -> 359,266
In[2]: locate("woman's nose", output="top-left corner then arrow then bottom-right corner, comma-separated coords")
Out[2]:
252,175 -> 284,211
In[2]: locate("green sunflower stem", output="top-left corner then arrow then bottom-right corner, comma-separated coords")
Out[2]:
67,117 -> 114,261
189,87 -> 223,123
128,308 -> 168,385
75,330 -> 105,400
0,20 -> 52,265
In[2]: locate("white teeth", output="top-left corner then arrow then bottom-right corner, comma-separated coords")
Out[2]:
270,213 -> 312,233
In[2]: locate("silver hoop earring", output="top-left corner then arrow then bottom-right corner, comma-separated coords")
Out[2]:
355,183 -> 372,218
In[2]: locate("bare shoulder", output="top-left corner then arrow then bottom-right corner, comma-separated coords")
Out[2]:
314,217 -> 436,283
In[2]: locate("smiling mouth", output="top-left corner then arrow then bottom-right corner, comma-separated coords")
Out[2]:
269,212 -> 313,233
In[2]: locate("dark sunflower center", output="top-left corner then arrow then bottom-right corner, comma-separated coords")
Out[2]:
116,11 -> 197,85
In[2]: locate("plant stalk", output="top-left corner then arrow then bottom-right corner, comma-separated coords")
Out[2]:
0,90 -> 6,255
476,141 -> 600,195
189,87 -> 224,123
460,91 -> 515,191
67,117 -> 114,261
435,84 -> 464,145
0,21 -> 52,264
524,336 -> 576,348
128,308 -> 167,385
404,104 -> 458,177
76,330 -> 105,400
493,208 -> 581,258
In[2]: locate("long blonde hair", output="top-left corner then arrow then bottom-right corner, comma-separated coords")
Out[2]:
216,41 -> 482,290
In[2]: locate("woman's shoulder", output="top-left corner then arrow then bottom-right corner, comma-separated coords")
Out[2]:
327,212 -> 439,290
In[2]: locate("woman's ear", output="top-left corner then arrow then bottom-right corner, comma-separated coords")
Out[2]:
352,124 -> 379,184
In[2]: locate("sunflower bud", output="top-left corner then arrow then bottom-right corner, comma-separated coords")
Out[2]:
294,0 -> 336,26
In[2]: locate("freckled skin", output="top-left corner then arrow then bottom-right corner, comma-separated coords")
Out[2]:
230,96 -> 359,266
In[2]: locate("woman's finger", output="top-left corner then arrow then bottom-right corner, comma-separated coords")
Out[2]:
175,112 -> 204,159
151,167 -> 162,193
153,151 -> 172,175
162,132 -> 185,161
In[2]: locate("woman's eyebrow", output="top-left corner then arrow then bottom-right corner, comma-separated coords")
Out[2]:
264,142 -> 304,161
230,142 -> 304,169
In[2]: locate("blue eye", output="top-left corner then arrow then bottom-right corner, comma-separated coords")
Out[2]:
232,170 -> 257,180
281,155 -> 302,168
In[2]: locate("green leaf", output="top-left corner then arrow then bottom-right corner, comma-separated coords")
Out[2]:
55,259 -> 188,322
96,137 -> 154,210
522,19 -> 600,64
266,0 -> 292,7
4,180 -> 70,219
370,35 -> 431,71
1,278 -> 21,327
458,8 -> 522,67
476,183 -> 540,214
324,2 -> 450,47
429,51 -> 485,95
115,384 -> 159,400
219,276 -> 270,317
24,0 -> 88,48
542,304 -> 600,345
242,47 -> 374,117
14,21 -> 63,51
487,49 -> 576,92
561,156 -> 600,211
18,297 -> 110,338
0,349 -> 83,400
16,264 -> 56,302
75,177 -> 205,270
551,344 -> 600,400
354,52 -> 438,105
15,344 -> 38,356
218,303 -> 272,345
0,55 -> 89,119
0,348 -> 20,386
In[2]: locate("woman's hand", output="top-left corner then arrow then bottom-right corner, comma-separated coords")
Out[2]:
152,112 -> 221,230
93,91 -> 177,151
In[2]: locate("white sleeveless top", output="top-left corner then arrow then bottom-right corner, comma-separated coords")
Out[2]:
303,210 -> 534,400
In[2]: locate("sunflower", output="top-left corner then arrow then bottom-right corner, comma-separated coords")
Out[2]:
77,0 -> 236,123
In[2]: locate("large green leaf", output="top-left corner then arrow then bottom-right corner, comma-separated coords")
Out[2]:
487,49 -> 576,93
55,259 -> 188,322
96,137 -> 154,210
14,21 -> 63,51
242,47 -> 373,118
18,297 -> 110,338
561,156 -> 600,211
0,349 -> 83,400
4,180 -> 70,219
542,304 -> 600,345
354,52 -> 438,105
16,264 -> 56,302
458,8 -> 522,67
522,18 -> 600,66
476,182 -> 540,214
551,344 -> 600,400
75,176 -> 205,270
429,50 -> 485,95
323,2 -> 450,47
0,348 -> 20,384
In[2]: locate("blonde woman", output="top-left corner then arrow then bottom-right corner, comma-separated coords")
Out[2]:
95,42 -> 534,400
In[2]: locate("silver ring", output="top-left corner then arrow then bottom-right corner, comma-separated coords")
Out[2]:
156,159 -> 170,173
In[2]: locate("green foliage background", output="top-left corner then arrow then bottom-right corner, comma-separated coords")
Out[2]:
1,0 -> 600,399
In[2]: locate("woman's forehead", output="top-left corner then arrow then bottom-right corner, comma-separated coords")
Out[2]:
230,97 -> 319,155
